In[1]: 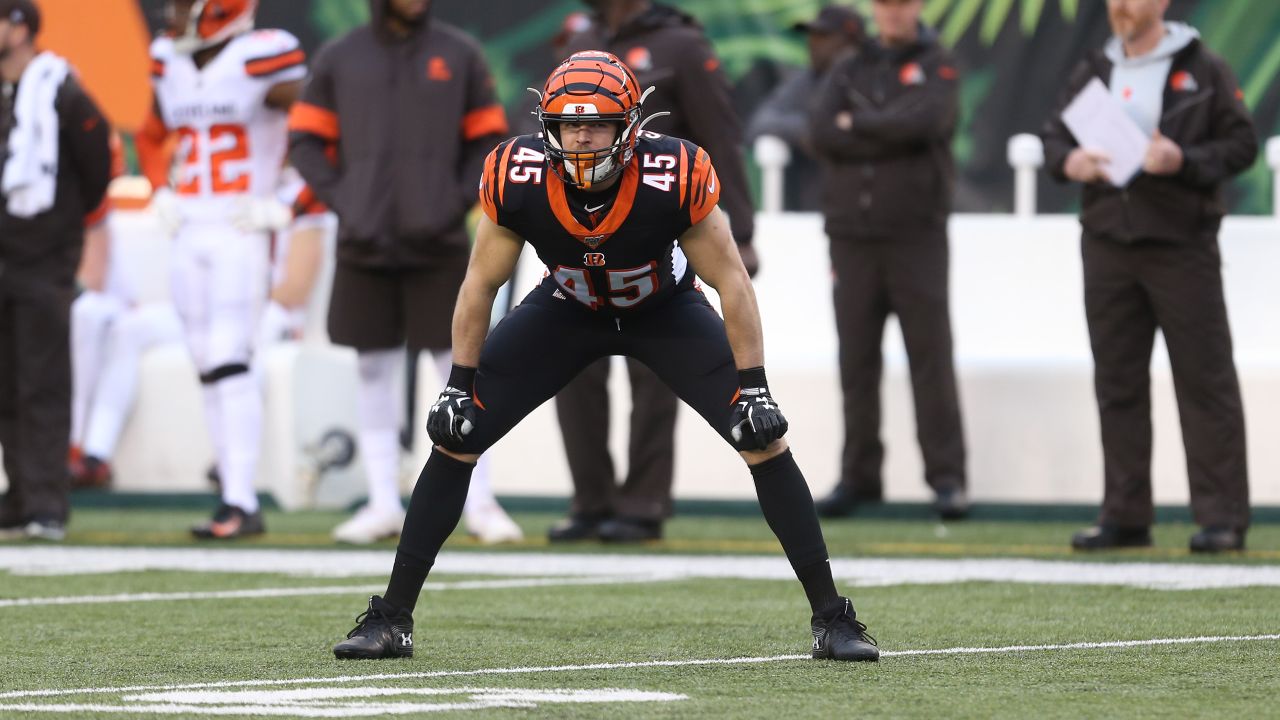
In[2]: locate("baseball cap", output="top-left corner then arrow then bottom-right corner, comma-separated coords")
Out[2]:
792,5 -> 863,41
0,0 -> 40,37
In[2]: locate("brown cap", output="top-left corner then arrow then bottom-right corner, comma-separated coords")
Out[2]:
792,5 -> 863,42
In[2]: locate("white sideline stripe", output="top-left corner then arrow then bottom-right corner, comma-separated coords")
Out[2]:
1,634 -> 1276,701
0,688 -> 688,716
0,576 -> 659,609
3,547 -> 1280,590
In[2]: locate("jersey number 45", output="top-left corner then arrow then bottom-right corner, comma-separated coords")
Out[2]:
554,262 -> 659,310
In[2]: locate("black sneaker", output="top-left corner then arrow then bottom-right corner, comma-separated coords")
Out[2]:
547,513 -> 609,542
597,516 -> 662,543
1070,525 -> 1152,550
191,503 -> 265,539
334,596 -> 414,660
933,487 -> 970,521
1189,527 -> 1245,553
25,518 -> 66,541
811,597 -> 879,662
816,484 -> 883,518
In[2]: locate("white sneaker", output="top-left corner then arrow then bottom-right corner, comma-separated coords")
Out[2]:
465,504 -> 524,545
332,505 -> 406,544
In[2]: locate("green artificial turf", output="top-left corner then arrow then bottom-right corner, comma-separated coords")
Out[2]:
1,509 -> 1277,718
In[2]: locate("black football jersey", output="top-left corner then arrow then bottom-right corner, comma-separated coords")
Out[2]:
479,131 -> 721,315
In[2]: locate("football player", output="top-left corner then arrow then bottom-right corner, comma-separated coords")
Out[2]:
70,133 -> 185,490
135,0 -> 306,538
331,52 -> 879,662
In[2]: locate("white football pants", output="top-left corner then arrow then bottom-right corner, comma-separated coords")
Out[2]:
171,223 -> 270,513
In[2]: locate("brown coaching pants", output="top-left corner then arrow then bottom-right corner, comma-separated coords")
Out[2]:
1082,233 -> 1249,530
828,229 -> 967,497
554,356 -> 679,522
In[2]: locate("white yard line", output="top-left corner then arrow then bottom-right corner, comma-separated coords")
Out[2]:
0,576 -> 661,609
0,634 -> 1276,702
2,546 -> 1280,590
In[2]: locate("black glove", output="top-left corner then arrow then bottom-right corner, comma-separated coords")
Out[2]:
728,366 -> 788,451
426,364 -> 479,450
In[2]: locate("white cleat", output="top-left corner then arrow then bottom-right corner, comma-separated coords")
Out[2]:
332,505 -> 406,545
465,504 -> 524,545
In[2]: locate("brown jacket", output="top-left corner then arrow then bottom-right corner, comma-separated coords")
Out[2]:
565,3 -> 754,247
1041,37 -> 1257,244
810,28 -> 959,240
288,0 -> 508,268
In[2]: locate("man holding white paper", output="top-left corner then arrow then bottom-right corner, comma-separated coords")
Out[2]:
1041,0 -> 1256,553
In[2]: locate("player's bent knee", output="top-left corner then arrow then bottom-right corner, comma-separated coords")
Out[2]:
435,446 -> 480,465
200,362 -> 251,384
739,438 -> 790,466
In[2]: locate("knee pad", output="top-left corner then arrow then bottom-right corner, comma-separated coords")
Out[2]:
200,362 -> 251,385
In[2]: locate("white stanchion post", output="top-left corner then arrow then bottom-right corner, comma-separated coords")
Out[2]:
753,134 -> 791,215
1007,133 -> 1044,218
1266,137 -> 1280,219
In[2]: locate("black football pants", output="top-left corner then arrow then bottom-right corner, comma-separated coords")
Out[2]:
456,282 -> 738,461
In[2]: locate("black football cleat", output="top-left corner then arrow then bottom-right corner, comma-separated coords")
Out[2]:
191,503 -> 265,540
334,596 -> 414,660
811,597 -> 879,662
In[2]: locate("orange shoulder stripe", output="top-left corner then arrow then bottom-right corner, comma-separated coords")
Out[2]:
677,142 -> 690,208
288,101 -> 340,141
246,49 -> 306,78
496,139 -> 516,206
479,143 -> 502,223
689,148 -> 720,226
462,104 -> 510,141
150,59 -> 165,78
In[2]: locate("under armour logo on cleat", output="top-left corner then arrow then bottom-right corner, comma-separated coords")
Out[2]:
399,632 -> 413,647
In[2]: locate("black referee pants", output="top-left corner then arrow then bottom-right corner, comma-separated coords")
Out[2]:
0,270 -> 75,526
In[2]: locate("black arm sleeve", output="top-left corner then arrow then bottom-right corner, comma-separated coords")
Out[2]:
674,34 -> 755,246
457,45 -> 508,209
1177,57 -> 1258,188
288,43 -> 342,208
60,78 -> 112,212
845,64 -> 958,146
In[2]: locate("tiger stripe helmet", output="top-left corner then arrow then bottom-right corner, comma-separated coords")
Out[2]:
169,0 -> 257,55
537,50 -> 645,189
